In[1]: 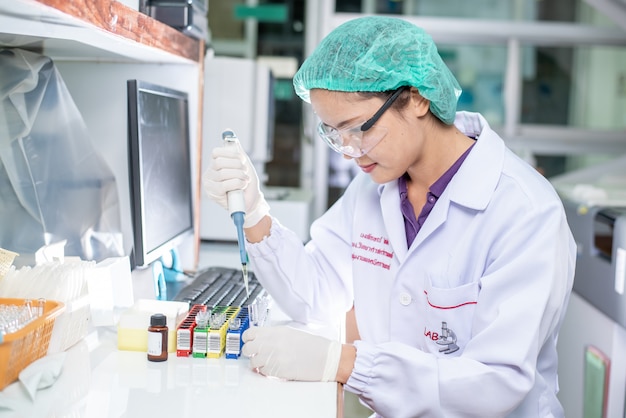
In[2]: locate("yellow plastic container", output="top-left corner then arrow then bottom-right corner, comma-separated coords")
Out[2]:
117,299 -> 189,353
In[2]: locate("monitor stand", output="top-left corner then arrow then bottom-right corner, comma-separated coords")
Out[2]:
151,248 -> 188,300
152,259 -> 167,301
161,247 -> 186,283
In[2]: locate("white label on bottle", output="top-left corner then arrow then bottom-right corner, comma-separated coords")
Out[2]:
147,331 -> 162,356
615,247 -> 625,295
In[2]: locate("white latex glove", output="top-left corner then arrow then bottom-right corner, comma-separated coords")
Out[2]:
242,325 -> 342,382
202,141 -> 270,228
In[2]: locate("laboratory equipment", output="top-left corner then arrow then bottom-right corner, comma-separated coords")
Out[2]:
207,306 -> 241,358
226,309 -> 250,359
146,0 -> 209,42
0,300 -> 41,336
0,298 -> 64,390
551,155 -> 626,325
171,267 -> 270,359
200,57 -> 313,243
175,304 -> 206,357
551,158 -> 626,418
221,129 -> 250,297
117,299 -> 189,354
147,313 -> 168,362
187,306 -> 240,359
127,80 -> 194,297
192,311 -> 209,358
248,294 -> 271,327
568,205 -> 626,327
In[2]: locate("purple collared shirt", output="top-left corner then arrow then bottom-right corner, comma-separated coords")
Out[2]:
399,142 -> 475,247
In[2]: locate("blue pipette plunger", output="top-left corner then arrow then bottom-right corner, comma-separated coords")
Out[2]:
222,129 -> 250,297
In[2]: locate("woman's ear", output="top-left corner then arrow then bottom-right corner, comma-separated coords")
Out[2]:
410,87 -> 430,117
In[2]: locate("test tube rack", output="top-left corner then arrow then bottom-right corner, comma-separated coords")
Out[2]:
175,299 -> 266,360
225,308 -> 250,359
176,304 -> 206,357
207,306 -> 241,358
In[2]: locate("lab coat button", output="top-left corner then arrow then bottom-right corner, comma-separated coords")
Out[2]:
399,292 -> 412,306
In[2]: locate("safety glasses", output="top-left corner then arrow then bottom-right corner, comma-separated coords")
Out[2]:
317,87 -> 405,158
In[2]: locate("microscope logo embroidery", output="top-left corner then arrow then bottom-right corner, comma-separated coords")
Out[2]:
436,321 -> 459,354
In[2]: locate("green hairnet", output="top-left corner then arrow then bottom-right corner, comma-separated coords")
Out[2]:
293,16 -> 461,125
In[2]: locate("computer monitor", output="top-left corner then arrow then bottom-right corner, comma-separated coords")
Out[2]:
127,80 -> 194,271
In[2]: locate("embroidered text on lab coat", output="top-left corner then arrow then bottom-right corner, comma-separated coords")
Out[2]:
352,232 -> 393,270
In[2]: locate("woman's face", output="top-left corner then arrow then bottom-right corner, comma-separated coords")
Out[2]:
310,88 -> 430,184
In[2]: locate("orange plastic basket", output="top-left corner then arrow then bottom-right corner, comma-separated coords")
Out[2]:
0,298 -> 65,390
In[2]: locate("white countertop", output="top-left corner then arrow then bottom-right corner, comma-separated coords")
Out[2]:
0,314 -> 341,418
0,244 -> 343,417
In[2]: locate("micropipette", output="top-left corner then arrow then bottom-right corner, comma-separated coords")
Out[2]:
222,129 -> 250,298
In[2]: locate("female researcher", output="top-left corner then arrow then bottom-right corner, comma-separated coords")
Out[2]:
203,16 -> 576,418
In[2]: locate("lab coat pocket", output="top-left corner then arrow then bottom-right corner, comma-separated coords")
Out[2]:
422,278 -> 479,357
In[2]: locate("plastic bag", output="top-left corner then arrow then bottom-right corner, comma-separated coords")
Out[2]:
0,48 -> 123,261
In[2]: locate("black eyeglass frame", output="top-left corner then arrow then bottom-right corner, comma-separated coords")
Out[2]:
360,86 -> 407,132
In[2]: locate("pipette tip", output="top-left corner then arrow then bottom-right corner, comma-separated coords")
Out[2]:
242,263 -> 250,298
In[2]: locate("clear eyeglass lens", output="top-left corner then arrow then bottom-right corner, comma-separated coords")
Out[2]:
318,122 -> 365,157
318,122 -> 386,158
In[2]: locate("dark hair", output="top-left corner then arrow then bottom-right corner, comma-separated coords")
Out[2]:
358,86 -> 446,128
357,87 -> 411,113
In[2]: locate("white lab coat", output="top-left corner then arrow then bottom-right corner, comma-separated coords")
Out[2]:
247,111 -> 576,418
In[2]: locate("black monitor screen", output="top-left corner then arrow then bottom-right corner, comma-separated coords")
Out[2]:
127,80 -> 193,268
